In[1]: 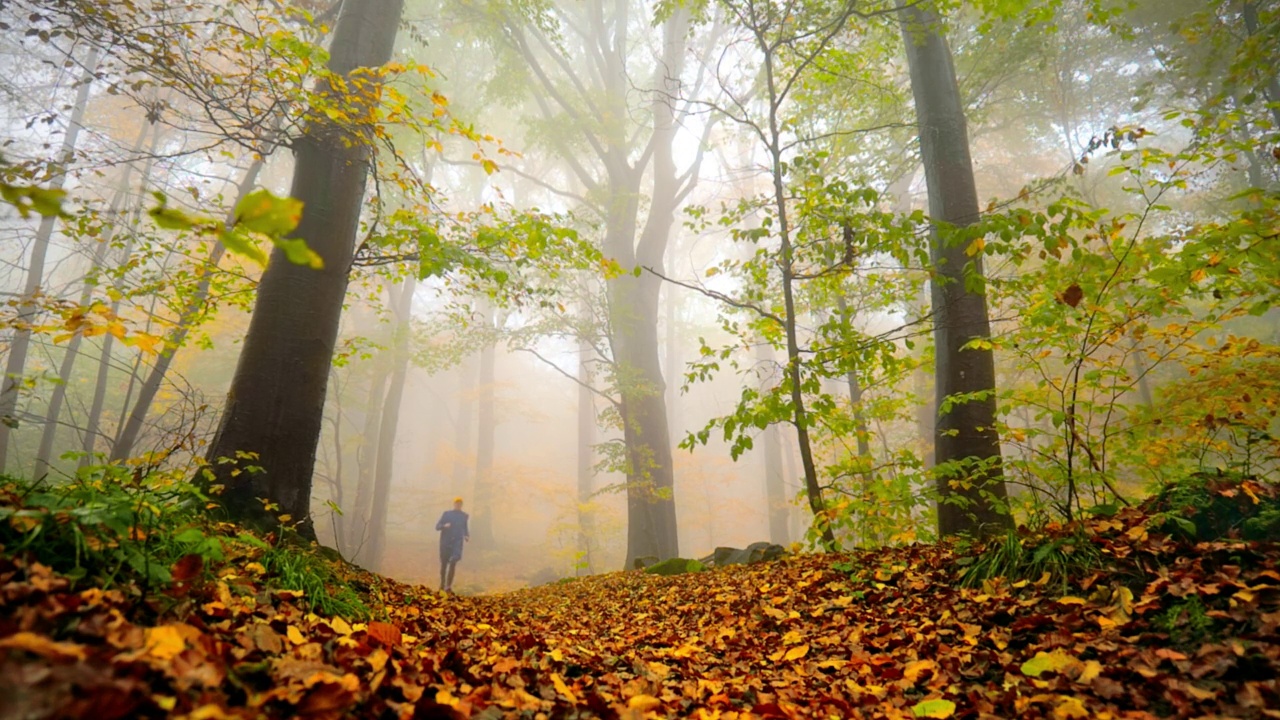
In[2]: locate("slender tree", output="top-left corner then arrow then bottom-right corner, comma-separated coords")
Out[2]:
0,47 -> 99,472
205,0 -> 405,534
361,277 -> 415,569
898,1 -> 1011,537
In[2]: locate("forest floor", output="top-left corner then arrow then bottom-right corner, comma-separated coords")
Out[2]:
2,496 -> 1279,719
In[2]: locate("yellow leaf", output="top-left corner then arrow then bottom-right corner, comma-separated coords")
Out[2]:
1058,596 -> 1087,605
551,672 -> 578,703
628,695 -> 662,711
287,625 -> 306,645
781,630 -> 803,645
1053,695 -> 1090,719
0,631 -> 87,660
904,659 -> 937,683
143,625 -> 187,660
784,644 -> 809,661
549,648 -> 564,662
330,617 -> 353,635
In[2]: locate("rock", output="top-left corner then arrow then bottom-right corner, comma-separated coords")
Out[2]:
642,557 -> 707,576
702,542 -> 788,567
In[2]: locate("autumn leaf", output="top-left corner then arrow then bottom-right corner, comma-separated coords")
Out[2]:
912,698 -> 956,718
0,631 -> 87,660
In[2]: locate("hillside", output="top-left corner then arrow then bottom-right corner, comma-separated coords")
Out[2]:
2,493 -> 1279,719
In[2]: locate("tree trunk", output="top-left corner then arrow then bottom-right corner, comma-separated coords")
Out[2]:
345,346 -> 391,559
471,303 -> 497,549
204,0 -> 404,536
576,330 -> 596,575
33,120 -> 152,476
449,357 -> 476,496
362,277 -> 414,570
110,158 -> 265,461
0,47 -> 99,473
81,128 -> 164,467
612,10 -> 689,568
899,1 -> 1011,538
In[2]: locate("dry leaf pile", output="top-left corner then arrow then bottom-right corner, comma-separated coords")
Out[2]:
2,509 -> 1279,719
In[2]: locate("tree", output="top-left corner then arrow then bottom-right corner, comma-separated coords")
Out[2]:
0,47 -> 99,472
205,0 -> 406,535
471,1 -> 706,566
898,1 -> 1011,537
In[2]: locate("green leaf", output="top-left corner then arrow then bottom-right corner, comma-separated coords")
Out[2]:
174,528 -> 205,544
273,237 -> 324,269
216,228 -> 269,267
233,188 -> 303,237
911,699 -> 956,718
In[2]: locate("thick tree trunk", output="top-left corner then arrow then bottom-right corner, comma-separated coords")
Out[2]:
205,0 -> 404,536
610,270 -> 679,566
0,48 -> 99,472
111,158 -> 264,461
899,2 -> 1011,538
612,10 -> 689,568
471,304 -> 497,549
362,277 -> 414,570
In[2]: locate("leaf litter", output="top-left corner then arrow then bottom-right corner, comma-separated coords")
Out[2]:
1,507 -> 1278,719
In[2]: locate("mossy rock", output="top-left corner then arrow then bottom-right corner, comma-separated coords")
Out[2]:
642,557 -> 707,576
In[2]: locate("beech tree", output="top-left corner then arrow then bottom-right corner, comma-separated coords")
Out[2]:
899,1 -> 1011,537
205,0 -> 406,535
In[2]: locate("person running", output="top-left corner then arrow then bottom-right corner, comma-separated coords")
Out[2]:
435,497 -> 469,592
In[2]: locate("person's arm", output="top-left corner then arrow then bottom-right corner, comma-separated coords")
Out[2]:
435,512 -> 448,531
463,513 -> 470,541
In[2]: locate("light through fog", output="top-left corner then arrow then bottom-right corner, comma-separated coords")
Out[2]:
0,0 -> 1276,595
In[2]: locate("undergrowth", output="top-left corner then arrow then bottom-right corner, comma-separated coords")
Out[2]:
0,470 -> 374,619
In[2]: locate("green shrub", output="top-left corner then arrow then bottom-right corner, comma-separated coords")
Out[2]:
958,527 -> 1103,592
0,470 -> 224,593
1147,471 -> 1280,542
261,541 -> 370,620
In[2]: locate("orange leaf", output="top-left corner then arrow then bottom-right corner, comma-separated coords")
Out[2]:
0,631 -> 87,660
367,621 -> 401,647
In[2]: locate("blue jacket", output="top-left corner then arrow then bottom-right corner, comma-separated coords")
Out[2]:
436,509 -> 469,556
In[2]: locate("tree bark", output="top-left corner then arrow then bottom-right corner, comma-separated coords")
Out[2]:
899,1 -> 1011,538
204,0 -> 404,536
0,47 -> 99,473
362,277 -> 414,570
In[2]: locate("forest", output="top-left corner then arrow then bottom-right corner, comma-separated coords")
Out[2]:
0,0 -> 1278,717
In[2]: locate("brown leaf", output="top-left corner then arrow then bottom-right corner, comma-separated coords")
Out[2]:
1059,283 -> 1084,308
367,620 -> 402,647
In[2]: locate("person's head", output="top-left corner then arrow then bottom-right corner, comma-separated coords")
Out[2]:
453,496 -> 464,510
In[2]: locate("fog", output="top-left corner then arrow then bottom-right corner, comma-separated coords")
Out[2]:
1,0 -> 1277,593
